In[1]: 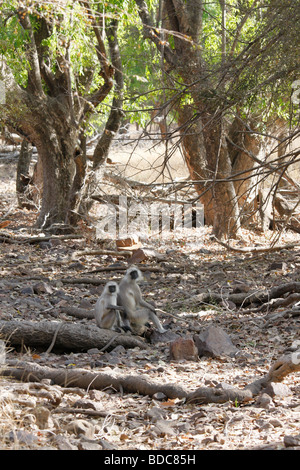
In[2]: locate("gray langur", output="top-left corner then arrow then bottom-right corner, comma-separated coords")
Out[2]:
94,281 -> 128,332
118,266 -> 166,335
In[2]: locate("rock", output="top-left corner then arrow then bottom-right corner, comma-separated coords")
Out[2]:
78,440 -> 103,450
65,419 -> 95,439
8,430 -> 38,446
284,434 -> 300,448
255,393 -> 274,409
263,382 -> 291,398
99,438 -> 119,450
169,337 -> 198,361
152,392 -> 167,401
231,282 -> 251,294
268,261 -> 287,271
32,406 -> 53,429
116,236 -> 140,250
152,419 -> 176,437
73,399 -> 98,410
193,325 -> 238,358
146,328 -> 179,344
53,435 -> 77,450
128,248 -> 147,264
33,281 -> 53,295
145,406 -> 167,422
20,286 -> 34,295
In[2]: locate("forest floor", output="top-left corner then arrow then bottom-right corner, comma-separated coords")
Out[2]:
0,150 -> 299,452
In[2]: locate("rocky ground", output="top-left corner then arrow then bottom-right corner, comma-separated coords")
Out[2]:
0,155 -> 299,452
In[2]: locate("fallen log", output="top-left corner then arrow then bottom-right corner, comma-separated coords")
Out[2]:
187,352 -> 300,404
61,306 -> 95,319
2,352 -> 299,404
0,320 -> 146,352
194,281 -> 300,308
2,361 -> 188,399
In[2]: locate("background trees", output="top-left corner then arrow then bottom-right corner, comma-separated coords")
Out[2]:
0,0 -> 124,229
0,0 -> 299,238
134,0 -> 300,238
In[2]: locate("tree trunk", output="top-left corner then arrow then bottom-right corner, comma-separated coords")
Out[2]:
136,0 -> 242,238
34,127 -> 78,229
16,139 -> 34,209
0,319 -> 146,352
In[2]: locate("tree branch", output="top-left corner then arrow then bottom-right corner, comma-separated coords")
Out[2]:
93,19 -> 124,169
134,0 -> 177,67
17,9 -> 44,96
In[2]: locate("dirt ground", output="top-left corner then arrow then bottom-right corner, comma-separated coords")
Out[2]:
0,146 -> 299,452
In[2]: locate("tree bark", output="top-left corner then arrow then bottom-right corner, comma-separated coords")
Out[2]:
0,320 -> 147,353
16,139 -> 34,209
135,0 -> 242,238
2,352 -> 299,404
0,7 -> 120,230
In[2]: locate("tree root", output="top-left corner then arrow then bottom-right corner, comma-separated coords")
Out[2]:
2,352 -> 299,405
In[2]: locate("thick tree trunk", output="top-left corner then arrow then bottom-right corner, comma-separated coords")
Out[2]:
178,103 -> 241,237
34,130 -> 78,229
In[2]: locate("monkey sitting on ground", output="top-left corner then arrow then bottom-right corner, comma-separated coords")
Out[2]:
94,281 -> 130,332
118,266 -> 166,335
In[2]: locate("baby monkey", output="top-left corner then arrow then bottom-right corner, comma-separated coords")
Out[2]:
94,281 -> 129,332
118,266 -> 166,335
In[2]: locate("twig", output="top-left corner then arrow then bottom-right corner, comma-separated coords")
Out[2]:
45,323 -> 63,354
51,406 -> 125,420
213,236 -> 300,254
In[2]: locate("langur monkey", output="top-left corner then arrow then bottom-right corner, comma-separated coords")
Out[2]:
118,266 -> 166,335
94,281 -> 128,332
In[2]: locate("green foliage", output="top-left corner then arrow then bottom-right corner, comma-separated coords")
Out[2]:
0,0 -> 299,134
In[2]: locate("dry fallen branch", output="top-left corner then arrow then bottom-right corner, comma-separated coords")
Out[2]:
188,282 -> 300,310
2,361 -> 187,399
72,249 -> 132,258
61,306 -> 95,319
0,319 -> 146,352
263,307 -> 300,327
0,233 -> 84,244
187,352 -> 300,404
213,236 -> 300,254
61,265 -> 164,284
2,353 -> 299,405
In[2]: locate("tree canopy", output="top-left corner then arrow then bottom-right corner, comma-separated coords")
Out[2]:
0,0 -> 299,236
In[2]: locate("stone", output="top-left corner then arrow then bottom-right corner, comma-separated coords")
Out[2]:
193,325 -> 238,358
269,261 -> 287,271
263,382 -> 291,398
33,281 -> 53,295
145,406 -> 167,423
152,419 -> 176,437
73,399 -> 98,410
78,441 -> 103,450
8,430 -> 38,446
152,392 -> 167,401
255,393 -> 274,409
65,419 -> 95,439
116,235 -> 140,250
53,435 -> 77,450
32,406 -> 53,429
284,434 -> 300,448
169,337 -> 198,361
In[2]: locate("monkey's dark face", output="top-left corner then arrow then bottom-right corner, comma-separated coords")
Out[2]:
129,269 -> 139,280
108,284 -> 117,293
